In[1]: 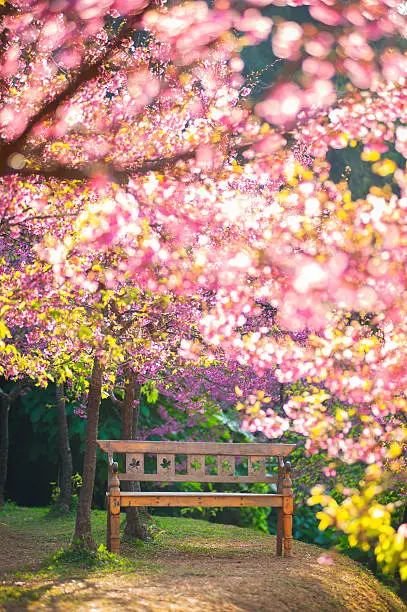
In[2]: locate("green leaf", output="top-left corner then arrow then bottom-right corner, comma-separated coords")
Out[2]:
31,404 -> 44,424
141,404 -> 150,417
78,325 -> 93,340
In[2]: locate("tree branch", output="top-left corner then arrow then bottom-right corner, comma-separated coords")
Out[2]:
0,13 -> 142,173
0,142 -> 254,182
9,380 -> 29,401
0,380 -> 29,401
0,2 -> 17,18
1,165 -> 91,183
109,388 -> 124,408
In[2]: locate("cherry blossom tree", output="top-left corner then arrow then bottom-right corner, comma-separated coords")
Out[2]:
2,0 -> 407,570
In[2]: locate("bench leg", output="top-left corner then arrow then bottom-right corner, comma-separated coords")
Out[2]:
108,496 -> 121,554
282,460 -> 294,558
276,509 -> 283,556
282,494 -> 293,558
283,511 -> 293,557
107,461 -> 121,554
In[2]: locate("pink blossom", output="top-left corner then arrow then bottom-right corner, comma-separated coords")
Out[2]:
310,2 -> 343,26
235,9 -> 273,44
317,554 -> 334,566
343,59 -> 375,89
113,0 -> 149,15
272,22 -> 303,60
396,126 -> 407,157
256,83 -> 303,127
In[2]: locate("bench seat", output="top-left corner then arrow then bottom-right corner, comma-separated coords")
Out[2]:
98,440 -> 295,557
111,491 -> 284,507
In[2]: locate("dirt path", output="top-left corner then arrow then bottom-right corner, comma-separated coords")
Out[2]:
1,550 -> 404,612
0,524 -> 70,575
0,513 -> 405,611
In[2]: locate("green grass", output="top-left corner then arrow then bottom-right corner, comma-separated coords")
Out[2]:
0,502 -> 275,570
1,502 -> 107,542
0,502 -> 160,579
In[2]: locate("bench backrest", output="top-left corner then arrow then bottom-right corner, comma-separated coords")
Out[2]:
97,440 -> 295,484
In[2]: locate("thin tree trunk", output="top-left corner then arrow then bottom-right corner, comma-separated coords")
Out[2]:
0,394 -> 10,507
279,383 -> 286,410
122,372 -> 149,541
132,384 -> 141,436
73,356 -> 103,548
121,370 -> 134,441
398,505 -> 407,600
0,383 -> 24,507
56,383 -> 73,513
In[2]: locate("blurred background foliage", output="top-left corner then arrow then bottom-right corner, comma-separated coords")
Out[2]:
4,10 -> 407,593
6,380 -> 403,558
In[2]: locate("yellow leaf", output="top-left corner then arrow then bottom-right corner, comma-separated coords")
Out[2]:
317,513 -> 334,531
348,534 -> 358,547
389,442 -> 402,459
400,563 -> 407,582
361,149 -> 381,162
372,159 -> 397,176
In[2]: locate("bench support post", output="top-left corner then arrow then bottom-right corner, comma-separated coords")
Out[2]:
276,458 -> 284,556
107,461 -> 121,554
282,460 -> 293,558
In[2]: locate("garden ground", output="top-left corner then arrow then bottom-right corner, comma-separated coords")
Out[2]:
0,504 -> 405,611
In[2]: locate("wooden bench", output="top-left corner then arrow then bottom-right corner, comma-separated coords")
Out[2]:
97,440 -> 295,557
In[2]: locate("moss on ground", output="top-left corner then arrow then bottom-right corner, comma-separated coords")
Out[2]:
0,503 -> 405,611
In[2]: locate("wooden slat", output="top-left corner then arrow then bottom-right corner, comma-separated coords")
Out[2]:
118,472 -> 277,484
117,492 -> 283,508
126,453 -> 144,475
98,440 -> 295,456
248,456 -> 266,478
107,453 -> 113,487
219,455 -> 235,478
157,454 -> 175,477
188,455 -> 204,477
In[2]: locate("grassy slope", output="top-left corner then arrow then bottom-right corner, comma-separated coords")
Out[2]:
0,504 -> 405,612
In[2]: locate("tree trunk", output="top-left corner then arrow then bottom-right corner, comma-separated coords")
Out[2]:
0,394 -> 10,507
56,383 -> 73,513
122,371 -> 149,541
73,356 -> 103,548
398,505 -> 407,600
121,370 -> 134,441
